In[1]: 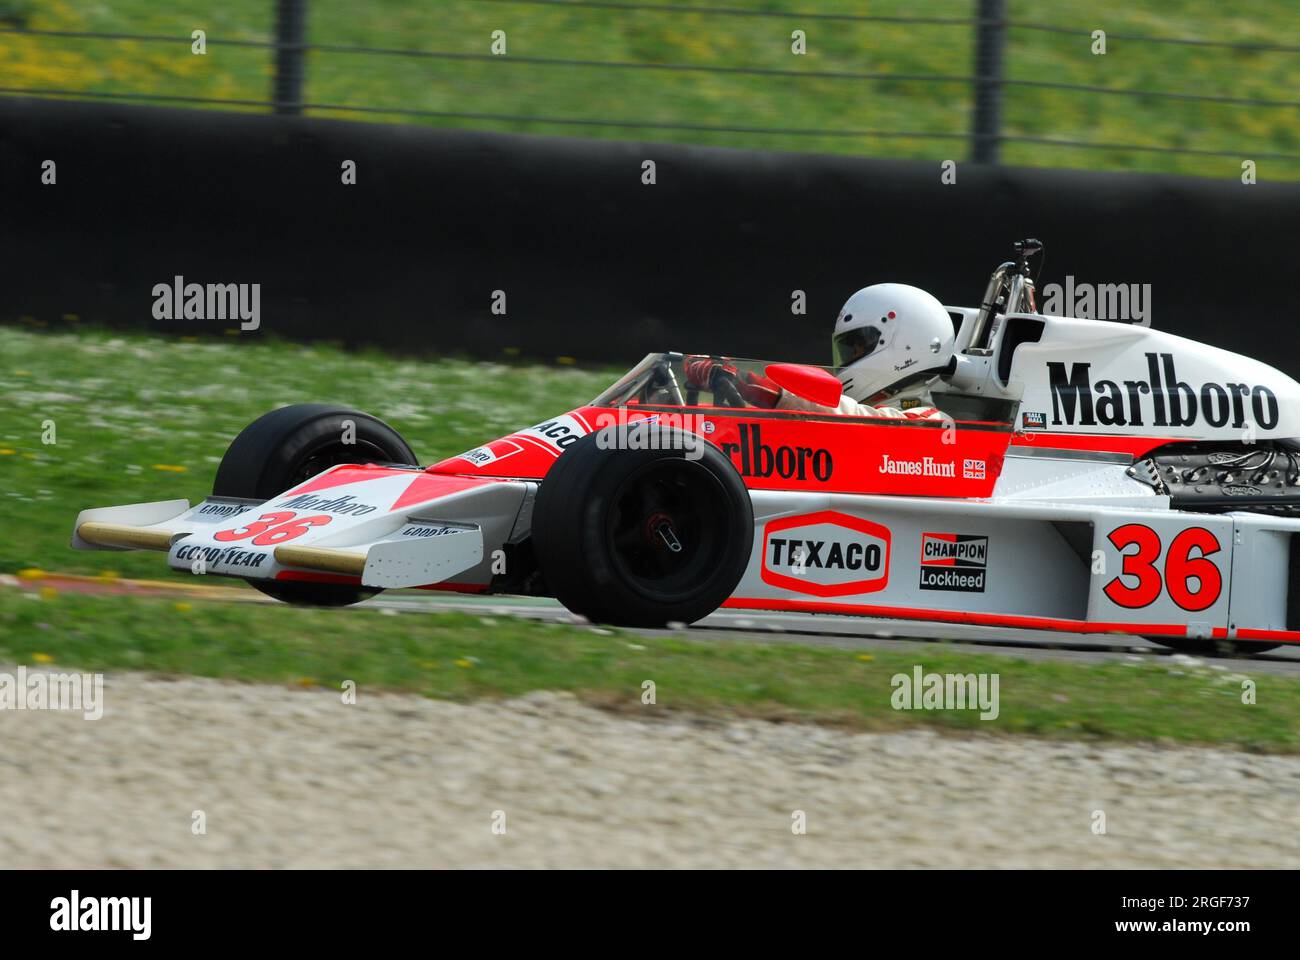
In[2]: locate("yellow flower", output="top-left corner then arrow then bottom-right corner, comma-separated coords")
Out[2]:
38,586 -> 58,600
296,677 -> 316,687
16,568 -> 45,580
856,654 -> 874,662
32,653 -> 53,664
454,658 -> 474,669
151,464 -> 187,473
0,449 -> 15,455
173,602 -> 193,613
97,570 -> 119,582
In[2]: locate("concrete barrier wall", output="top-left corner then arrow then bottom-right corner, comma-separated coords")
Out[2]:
2,97 -> 1298,370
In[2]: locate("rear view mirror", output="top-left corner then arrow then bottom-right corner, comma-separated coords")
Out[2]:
764,363 -> 842,408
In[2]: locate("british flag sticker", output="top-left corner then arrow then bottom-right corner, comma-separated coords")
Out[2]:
963,458 -> 986,480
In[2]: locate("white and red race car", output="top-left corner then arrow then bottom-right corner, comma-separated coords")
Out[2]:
72,246 -> 1300,654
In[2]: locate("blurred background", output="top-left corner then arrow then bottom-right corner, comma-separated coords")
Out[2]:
5,0 -> 1300,369
3,0 -> 1300,178
3,2 -> 1300,871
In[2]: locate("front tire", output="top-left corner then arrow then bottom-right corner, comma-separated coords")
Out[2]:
532,426 -> 753,627
213,404 -> 418,606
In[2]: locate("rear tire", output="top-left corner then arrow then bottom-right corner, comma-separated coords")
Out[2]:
213,404 -> 418,606
532,426 -> 753,627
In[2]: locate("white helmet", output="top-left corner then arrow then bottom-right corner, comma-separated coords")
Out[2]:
831,283 -> 955,403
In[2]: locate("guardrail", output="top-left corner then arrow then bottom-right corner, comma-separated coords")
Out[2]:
3,0 -> 1299,167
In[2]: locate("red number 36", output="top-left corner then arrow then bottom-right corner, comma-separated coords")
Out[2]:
213,511 -> 333,546
1103,524 -> 1222,612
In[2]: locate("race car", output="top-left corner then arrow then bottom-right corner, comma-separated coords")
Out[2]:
72,242 -> 1300,655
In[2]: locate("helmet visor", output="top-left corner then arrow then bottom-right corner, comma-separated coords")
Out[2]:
832,326 -> 882,368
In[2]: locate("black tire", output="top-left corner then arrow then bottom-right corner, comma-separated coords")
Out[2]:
532,425 -> 753,627
1145,636 -> 1279,657
213,404 -> 418,606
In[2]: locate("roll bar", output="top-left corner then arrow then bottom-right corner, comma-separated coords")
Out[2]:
960,239 -> 1042,356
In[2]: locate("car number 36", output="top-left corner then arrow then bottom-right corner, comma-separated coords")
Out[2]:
1103,523 -> 1223,612
212,511 -> 334,546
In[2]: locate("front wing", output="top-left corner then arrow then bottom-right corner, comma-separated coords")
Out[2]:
71,465 -> 533,591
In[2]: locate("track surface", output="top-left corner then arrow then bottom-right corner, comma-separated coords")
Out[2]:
6,678 -> 1297,869
7,576 -> 1297,868
10,572 -> 1300,675
372,593 -> 1300,676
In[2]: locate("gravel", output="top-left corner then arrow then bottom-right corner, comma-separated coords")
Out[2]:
1,669 -> 1297,868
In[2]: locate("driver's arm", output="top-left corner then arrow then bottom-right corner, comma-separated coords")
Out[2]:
682,356 -> 781,407
683,356 -> 941,419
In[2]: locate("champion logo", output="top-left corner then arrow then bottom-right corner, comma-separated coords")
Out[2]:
919,532 -> 988,593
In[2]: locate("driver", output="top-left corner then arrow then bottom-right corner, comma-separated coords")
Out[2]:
684,283 -> 955,420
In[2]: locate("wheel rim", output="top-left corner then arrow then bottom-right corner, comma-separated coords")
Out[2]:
261,436 -> 396,601
287,438 -> 395,487
604,459 -> 733,601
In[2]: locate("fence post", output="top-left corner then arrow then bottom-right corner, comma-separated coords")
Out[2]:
272,0 -> 308,114
970,0 -> 1005,164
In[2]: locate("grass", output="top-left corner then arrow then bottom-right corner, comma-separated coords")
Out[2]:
4,587 -> 1298,751
2,1 -> 1299,178
0,325 -> 616,578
